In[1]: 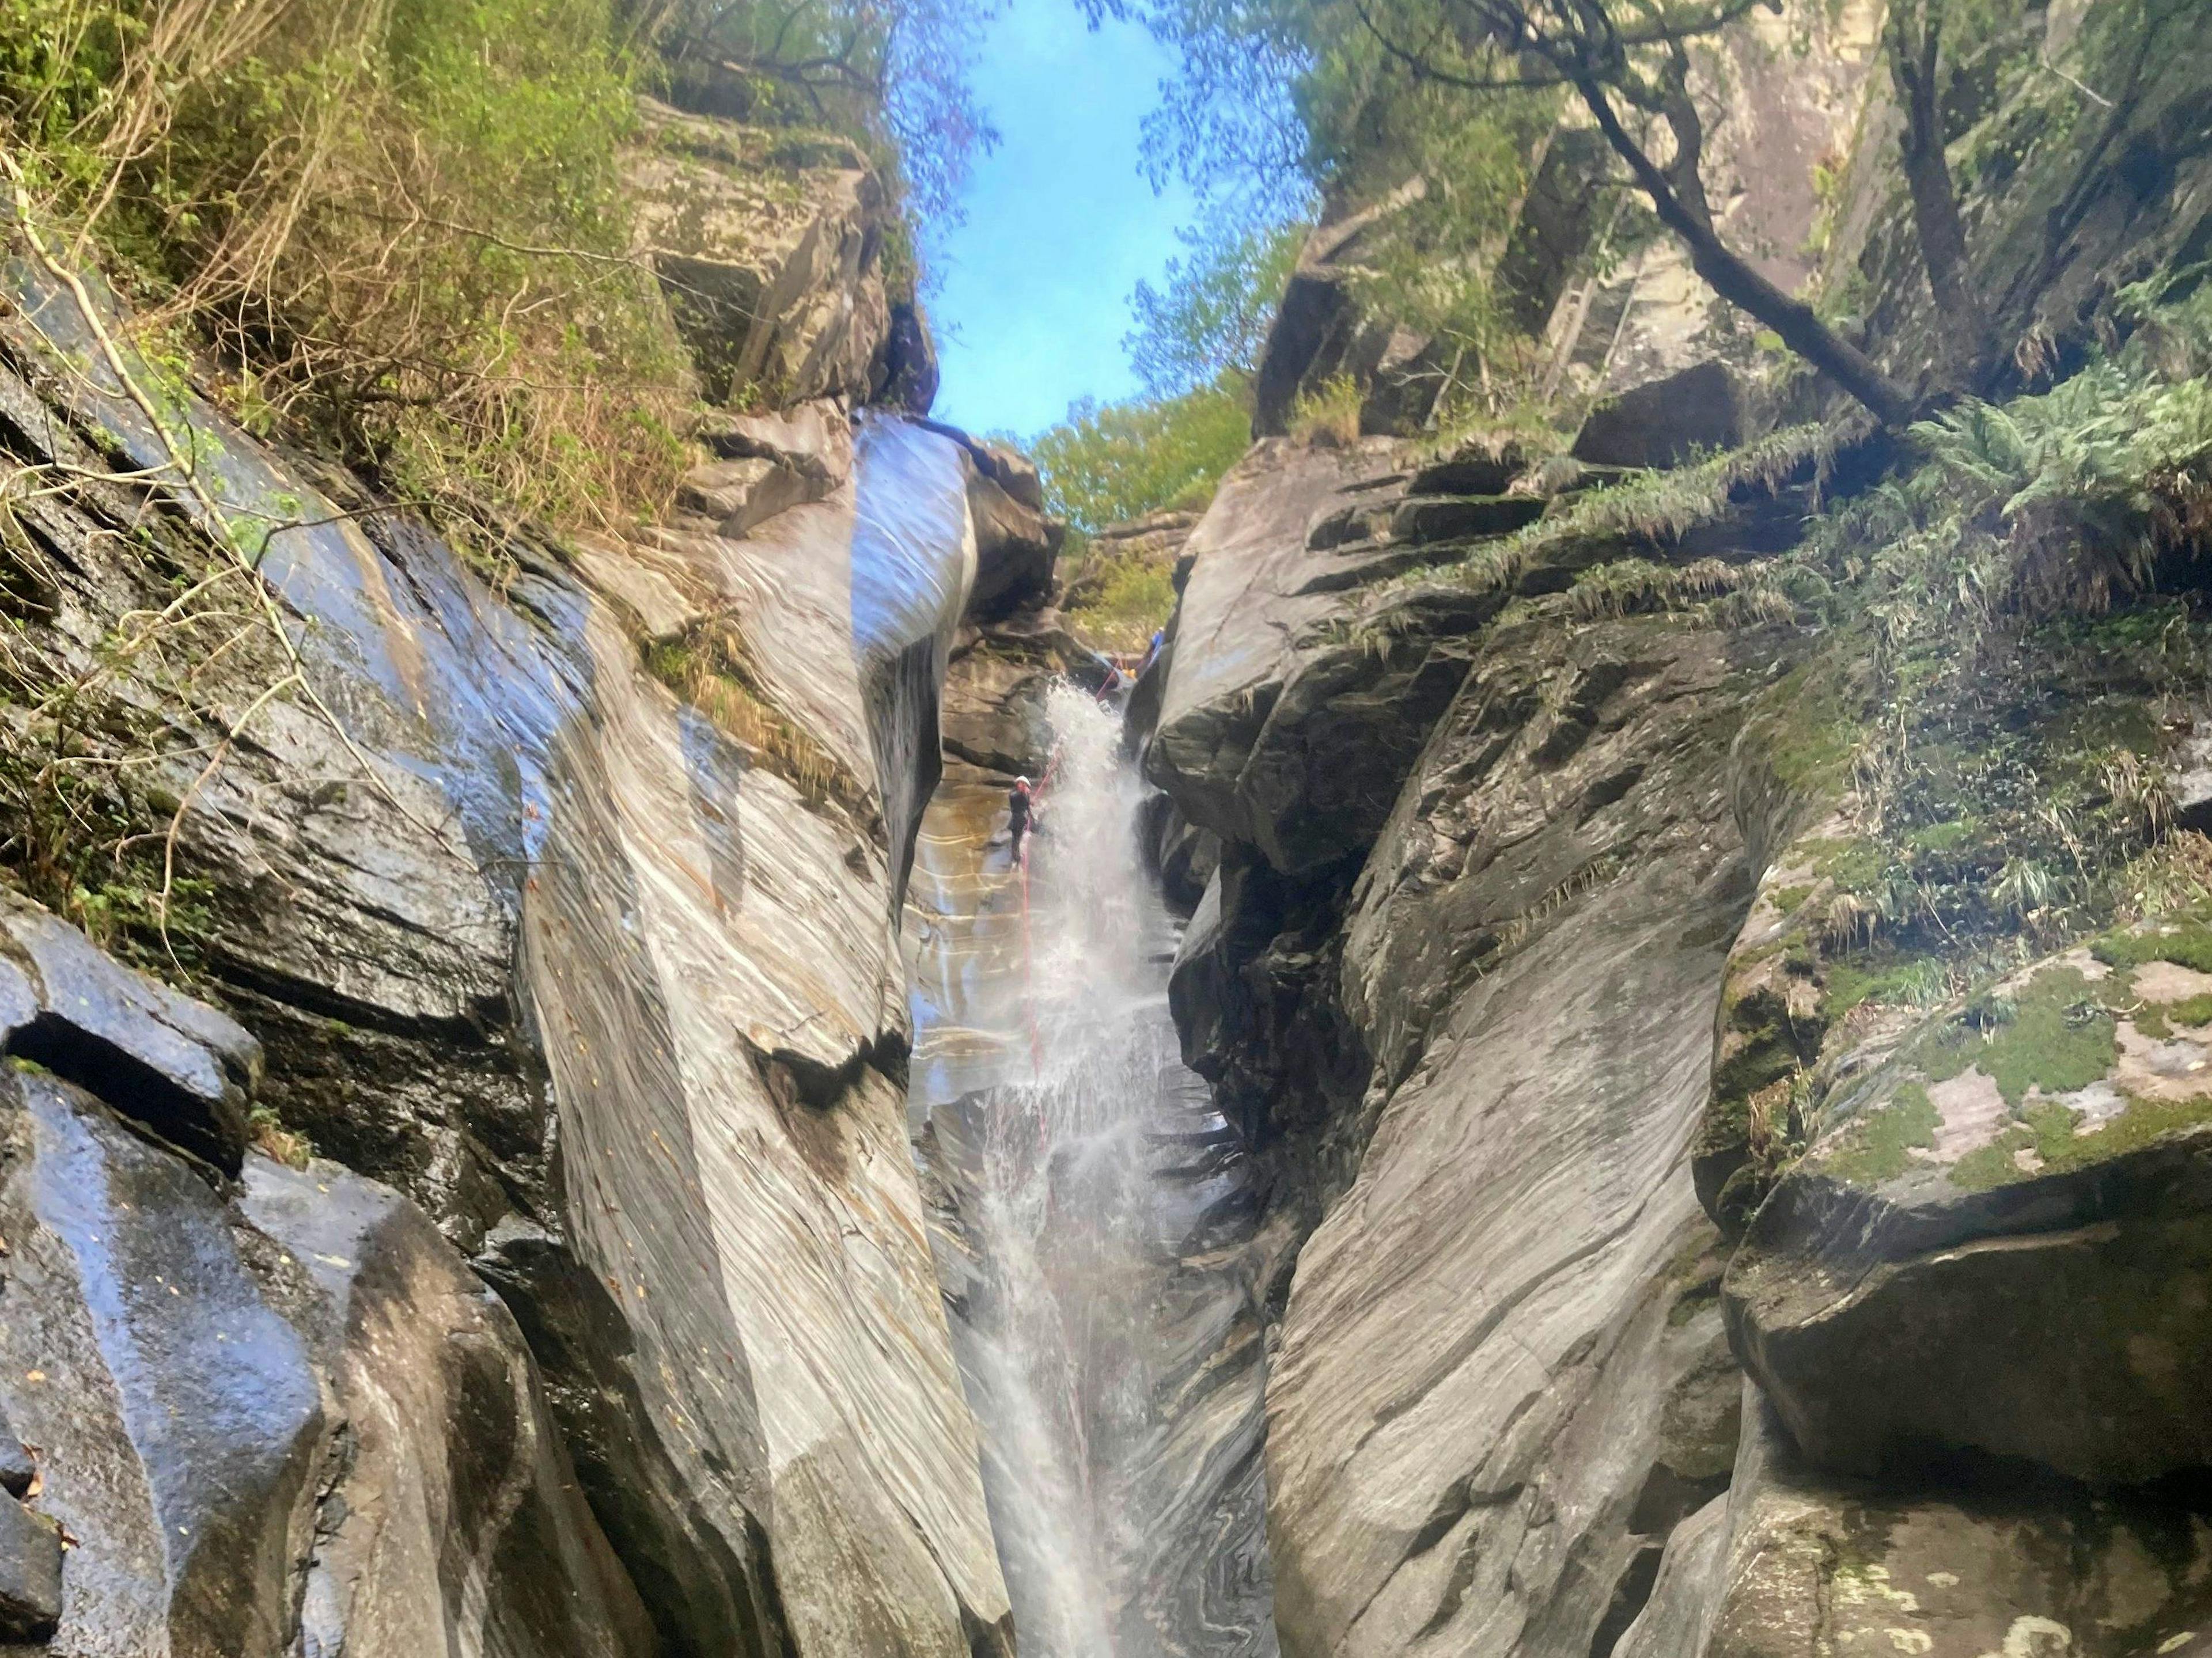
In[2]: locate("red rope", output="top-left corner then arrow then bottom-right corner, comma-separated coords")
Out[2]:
1020,833 -> 1041,1079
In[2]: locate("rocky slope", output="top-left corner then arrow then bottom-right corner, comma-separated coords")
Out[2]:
0,83 -> 1055,1657
1133,5 -> 2212,1654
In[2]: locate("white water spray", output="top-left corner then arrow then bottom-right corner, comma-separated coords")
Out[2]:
906,683 -> 1274,1658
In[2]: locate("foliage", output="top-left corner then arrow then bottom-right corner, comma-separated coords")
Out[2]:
648,0 -> 997,236
0,0 -> 692,538
1030,377 -> 1252,533
1062,555 -> 1177,652
1127,215 -> 1304,398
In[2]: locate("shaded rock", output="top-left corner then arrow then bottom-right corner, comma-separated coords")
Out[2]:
0,1493 -> 61,1642
1387,492 -> 1546,543
875,299 -> 940,414
1620,1388 -> 2212,1658
1725,919 -> 2212,1487
0,1407 -> 33,1499
1406,440 -> 1531,498
0,1063 -> 650,1657
1571,362 -> 1745,471
1141,792 -> 1220,916
1253,194 -> 1450,440
1147,438 -> 1484,872
0,889 -> 259,1175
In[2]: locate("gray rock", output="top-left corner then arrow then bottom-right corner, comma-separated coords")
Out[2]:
0,1417 -> 33,1500
627,98 -> 896,407
1265,616 -> 1767,1658
696,399 -> 854,486
1724,927 -> 2212,1487
0,1492 -> 61,1642
1620,1388 -> 2212,1658
678,453 -> 830,535
1386,492 -> 1546,543
0,890 -> 260,1175
1571,361 -> 1745,471
2,272 -> 1012,1658
1252,197 -> 1450,439
0,1065 -> 651,1657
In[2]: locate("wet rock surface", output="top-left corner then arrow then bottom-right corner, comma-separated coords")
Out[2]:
0,900 -> 648,1658
0,265 -> 1010,1657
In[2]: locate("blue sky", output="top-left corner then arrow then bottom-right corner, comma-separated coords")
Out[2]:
925,3 -> 1196,438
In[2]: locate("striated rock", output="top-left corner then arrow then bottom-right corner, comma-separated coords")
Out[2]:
1,271 -> 1010,1658
1725,917 -> 2212,1488
1264,614 -> 1771,1657
678,453 -> 828,534
0,898 -> 649,1656
627,98 -> 896,407
697,398 -> 855,485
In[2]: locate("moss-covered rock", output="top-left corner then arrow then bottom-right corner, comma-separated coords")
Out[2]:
1724,915 -> 2212,1487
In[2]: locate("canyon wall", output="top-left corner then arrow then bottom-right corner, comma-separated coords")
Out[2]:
1137,5 -> 2212,1654
0,88 -> 1047,1656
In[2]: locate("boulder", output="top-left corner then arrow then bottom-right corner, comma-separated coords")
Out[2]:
0,888 -> 259,1174
627,98 -> 895,407
1571,361 -> 1746,471
1725,918 -> 2212,1487
1619,1390 -> 2212,1658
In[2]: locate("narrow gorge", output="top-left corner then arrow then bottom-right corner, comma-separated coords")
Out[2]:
0,0 -> 2208,1655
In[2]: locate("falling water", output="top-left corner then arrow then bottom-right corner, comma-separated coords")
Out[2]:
907,684 -> 1275,1658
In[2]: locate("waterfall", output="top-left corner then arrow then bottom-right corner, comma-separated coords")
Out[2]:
908,685 -> 1277,1658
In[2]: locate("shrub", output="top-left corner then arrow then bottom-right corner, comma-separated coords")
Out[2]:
0,0 -> 691,537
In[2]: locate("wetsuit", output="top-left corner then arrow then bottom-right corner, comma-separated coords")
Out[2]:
1007,786 -> 1033,857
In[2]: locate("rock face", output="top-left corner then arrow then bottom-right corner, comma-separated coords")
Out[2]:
1137,10 -> 2212,1655
0,896 -> 650,1657
1726,924 -> 2212,1488
0,260 -> 1012,1656
627,98 -> 916,411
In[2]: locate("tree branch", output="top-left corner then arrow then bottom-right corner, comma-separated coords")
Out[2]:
1574,75 -> 1916,425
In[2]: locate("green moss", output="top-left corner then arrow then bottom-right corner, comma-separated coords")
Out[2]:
1921,968 -> 2116,1106
1805,837 -> 1888,894
1769,884 -> 1815,914
2094,920 -> 2212,974
1902,822 -> 1973,858
2160,993 -> 2212,1027
1825,950 -> 1950,1016
1821,1083 -> 1940,1185
1949,1091 -> 2212,1192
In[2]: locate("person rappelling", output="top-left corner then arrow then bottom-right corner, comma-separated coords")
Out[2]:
1006,775 -> 1037,865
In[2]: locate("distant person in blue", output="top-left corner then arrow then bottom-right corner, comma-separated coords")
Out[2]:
1141,628 -> 1164,676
